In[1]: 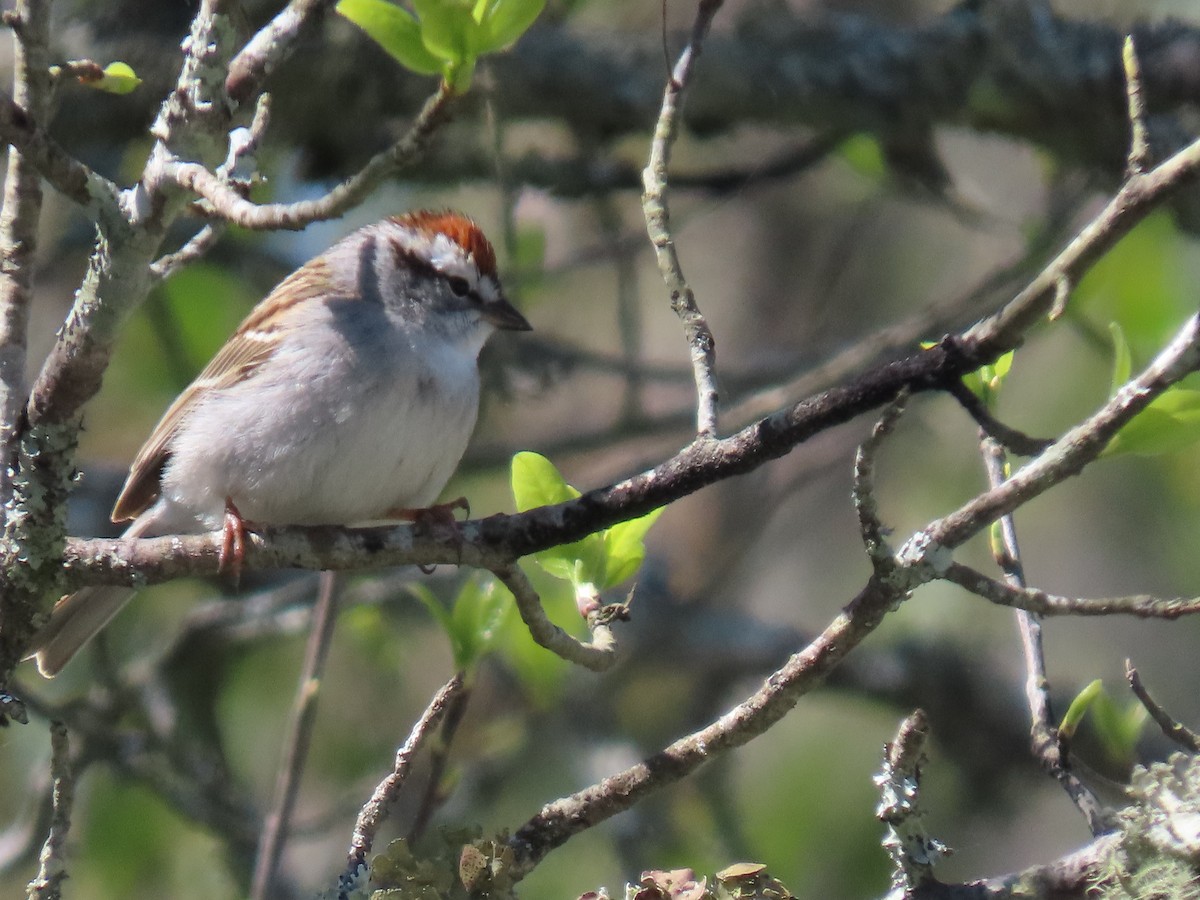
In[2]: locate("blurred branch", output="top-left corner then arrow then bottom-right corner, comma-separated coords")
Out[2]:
339,673 -> 465,898
0,0 -> 51,500
24,722 -> 72,900
72,3 -> 1197,212
641,0 -> 723,437
251,572 -> 341,900
979,438 -> 1108,834
1125,659 -> 1200,753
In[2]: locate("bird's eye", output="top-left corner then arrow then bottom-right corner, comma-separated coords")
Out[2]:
447,276 -> 471,297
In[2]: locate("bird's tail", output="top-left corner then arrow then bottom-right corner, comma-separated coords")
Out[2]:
30,585 -> 138,677
27,511 -> 161,677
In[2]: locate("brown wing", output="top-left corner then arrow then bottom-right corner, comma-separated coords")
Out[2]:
110,260 -> 334,522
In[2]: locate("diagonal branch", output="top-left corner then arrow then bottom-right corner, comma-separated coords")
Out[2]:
0,89 -> 119,212
505,564 -> 908,878
170,84 -> 456,231
338,673 -> 465,897
928,314 -> 1200,553
225,0 -> 341,107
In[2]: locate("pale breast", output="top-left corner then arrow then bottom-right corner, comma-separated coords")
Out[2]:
159,301 -> 482,528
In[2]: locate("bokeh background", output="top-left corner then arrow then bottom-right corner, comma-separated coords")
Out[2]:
4,0 -> 1200,897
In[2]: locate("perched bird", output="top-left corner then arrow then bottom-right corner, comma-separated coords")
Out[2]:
30,211 -> 530,676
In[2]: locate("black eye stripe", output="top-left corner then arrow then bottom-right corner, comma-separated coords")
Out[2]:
389,241 -> 483,303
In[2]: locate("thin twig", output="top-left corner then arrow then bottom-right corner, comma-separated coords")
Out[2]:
1125,659 -> 1200,752
149,224 -> 227,282
26,721 -> 73,900
250,571 -> 342,900
171,84 -> 455,231
852,391 -> 907,570
225,0 -> 339,106
406,683 -> 472,843
641,0 -> 725,437
946,381 -> 1053,456
1122,36 -> 1150,177
339,673 -> 466,898
491,564 -> 618,672
943,562 -> 1200,619
979,438 -> 1107,834
596,194 -> 645,421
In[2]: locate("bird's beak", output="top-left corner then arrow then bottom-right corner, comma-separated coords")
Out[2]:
483,296 -> 532,332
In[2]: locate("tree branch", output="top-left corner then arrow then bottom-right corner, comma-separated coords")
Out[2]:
641,0 -> 723,437
169,84 -> 455,231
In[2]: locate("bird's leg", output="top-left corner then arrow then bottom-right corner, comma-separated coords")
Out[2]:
219,497 -> 249,587
386,497 -> 470,573
387,496 -> 470,528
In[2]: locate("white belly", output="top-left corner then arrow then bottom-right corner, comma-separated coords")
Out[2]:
159,305 -> 481,529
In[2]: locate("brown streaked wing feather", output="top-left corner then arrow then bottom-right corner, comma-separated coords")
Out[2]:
110,260 -> 335,522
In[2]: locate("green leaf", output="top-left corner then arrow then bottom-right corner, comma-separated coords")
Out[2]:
92,61 -> 142,95
1109,321 -> 1132,399
511,451 -> 579,509
410,578 -> 509,670
510,452 -> 605,586
477,0 -> 546,53
1059,678 -> 1103,740
962,351 -> 1015,408
991,349 -> 1014,382
1089,690 -> 1148,766
602,506 -> 664,588
1104,388 -> 1200,457
336,0 -> 444,75
448,577 -> 509,668
413,0 -> 473,63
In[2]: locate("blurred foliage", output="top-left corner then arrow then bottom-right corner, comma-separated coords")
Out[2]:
337,0 -> 547,90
